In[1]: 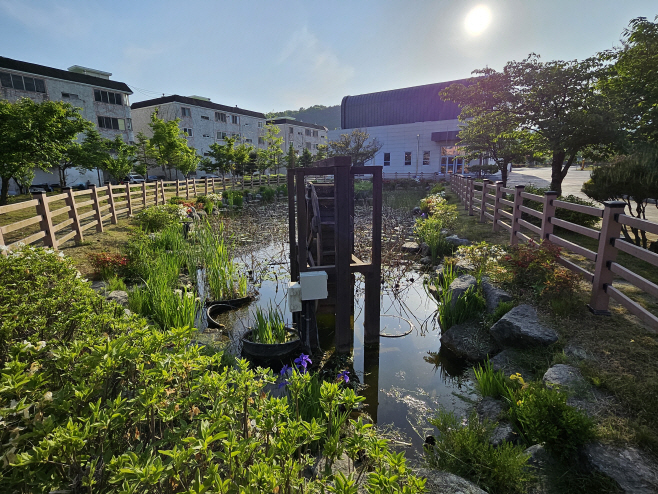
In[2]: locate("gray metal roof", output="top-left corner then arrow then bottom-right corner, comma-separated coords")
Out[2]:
268,118 -> 327,131
131,95 -> 264,118
341,79 -> 472,129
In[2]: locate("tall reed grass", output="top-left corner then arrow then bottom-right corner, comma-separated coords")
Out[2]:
250,305 -> 287,344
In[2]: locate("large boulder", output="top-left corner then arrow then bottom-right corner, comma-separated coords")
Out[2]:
542,364 -> 586,391
401,241 -> 421,253
490,422 -> 519,446
445,235 -> 471,247
440,321 -> 500,362
490,305 -> 558,348
476,397 -> 505,423
481,280 -> 513,313
448,274 -> 477,308
414,469 -> 487,494
583,443 -> 658,494
107,290 -> 129,307
490,348 -> 534,380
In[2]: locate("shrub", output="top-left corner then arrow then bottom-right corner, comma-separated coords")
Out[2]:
456,242 -> 505,281
522,184 -> 600,229
354,180 -> 373,195
438,285 -> 486,330
223,189 -> 244,207
419,194 -> 456,222
259,185 -> 276,202
427,410 -> 530,494
276,184 -> 287,196
88,251 -> 129,279
134,204 -> 186,232
415,216 -> 455,262
430,183 -> 446,195
474,359 -> 509,399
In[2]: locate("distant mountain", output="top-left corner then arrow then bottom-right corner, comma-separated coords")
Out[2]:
267,104 -> 341,130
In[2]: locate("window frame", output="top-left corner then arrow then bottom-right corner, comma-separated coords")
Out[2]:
404,152 -> 412,166
181,107 -> 191,117
422,151 -> 430,166
182,127 -> 193,137
384,152 -> 391,166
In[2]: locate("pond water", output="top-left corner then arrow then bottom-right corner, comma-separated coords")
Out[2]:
196,238 -> 475,452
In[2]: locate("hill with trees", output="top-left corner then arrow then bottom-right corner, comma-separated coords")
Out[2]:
267,104 -> 341,130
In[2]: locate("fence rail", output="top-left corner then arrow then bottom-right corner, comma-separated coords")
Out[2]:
451,174 -> 658,331
0,175 -> 284,254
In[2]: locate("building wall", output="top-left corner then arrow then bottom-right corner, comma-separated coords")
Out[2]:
274,121 -> 328,154
1,70 -> 133,192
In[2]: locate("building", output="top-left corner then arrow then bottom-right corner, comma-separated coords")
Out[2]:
329,79 -> 476,176
0,56 -> 134,191
267,118 -> 328,154
130,95 -> 267,177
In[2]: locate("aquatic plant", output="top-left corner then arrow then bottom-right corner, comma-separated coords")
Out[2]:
473,359 -> 508,399
250,304 -> 287,344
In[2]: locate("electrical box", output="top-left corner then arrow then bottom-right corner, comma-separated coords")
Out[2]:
299,271 -> 328,301
288,282 -> 302,312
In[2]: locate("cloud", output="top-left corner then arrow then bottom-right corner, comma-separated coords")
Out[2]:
274,26 -> 355,107
0,1 -> 92,38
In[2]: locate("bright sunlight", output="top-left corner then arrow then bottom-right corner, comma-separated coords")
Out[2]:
464,5 -> 492,36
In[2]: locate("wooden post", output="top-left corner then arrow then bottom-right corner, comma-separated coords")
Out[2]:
125,183 -> 133,216
288,169 -> 298,281
141,181 -> 147,208
364,168 -> 382,346
193,179 -> 197,197
185,179 -> 190,200
105,183 -> 118,224
90,184 -> 104,233
64,187 -> 83,243
334,162 -> 352,353
480,179 -> 491,223
176,179 -> 180,197
160,180 -> 166,203
510,185 -> 525,245
212,177 -> 216,193
589,201 -> 626,315
33,191 -> 57,248
153,181 -> 159,206
205,177 -> 209,195
492,181 -> 503,232
467,177 -> 474,215
540,191 -> 558,241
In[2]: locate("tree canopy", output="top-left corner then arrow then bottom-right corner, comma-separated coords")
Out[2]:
328,129 -> 382,166
142,110 -> 199,180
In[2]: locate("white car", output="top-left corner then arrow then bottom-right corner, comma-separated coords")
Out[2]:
123,173 -> 145,184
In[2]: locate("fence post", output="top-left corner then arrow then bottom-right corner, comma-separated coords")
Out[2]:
205,177 -> 209,195
185,179 -> 190,200
589,201 -> 626,315
492,181 -> 503,232
33,191 -> 57,248
467,177 -> 475,215
153,181 -> 159,206
480,179 -> 491,223
125,183 -> 133,216
176,179 -> 180,197
160,180 -> 166,203
90,185 -> 104,233
540,191 -> 558,241
510,185 -> 525,245
193,179 -> 197,196
64,187 -> 83,243
212,177 -> 216,193
105,183 -> 118,224
141,181 -> 147,208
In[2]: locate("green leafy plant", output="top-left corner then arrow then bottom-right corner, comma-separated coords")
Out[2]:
250,305 -> 288,344
487,300 -> 516,326
134,204 -> 186,232
456,241 -> 505,281
259,185 -> 276,201
427,410 -> 531,494
522,184 -> 600,228
474,359 -> 509,399
414,216 -> 455,262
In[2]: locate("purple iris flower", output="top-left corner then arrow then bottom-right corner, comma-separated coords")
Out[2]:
280,364 -> 292,376
278,380 -> 288,389
294,353 -> 312,373
337,370 -> 350,383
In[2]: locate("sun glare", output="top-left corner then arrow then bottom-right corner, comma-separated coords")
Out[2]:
464,5 -> 492,36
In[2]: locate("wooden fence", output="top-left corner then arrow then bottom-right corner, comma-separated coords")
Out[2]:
0,175 -> 283,253
451,174 -> 658,330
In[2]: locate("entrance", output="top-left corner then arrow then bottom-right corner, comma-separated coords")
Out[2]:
440,146 -> 464,174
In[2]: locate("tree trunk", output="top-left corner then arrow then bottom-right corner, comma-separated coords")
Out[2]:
221,172 -> 226,192
0,176 -> 10,206
500,164 -> 509,187
550,150 -> 567,196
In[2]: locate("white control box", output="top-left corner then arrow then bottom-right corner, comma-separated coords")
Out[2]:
288,282 -> 302,312
299,271 -> 328,301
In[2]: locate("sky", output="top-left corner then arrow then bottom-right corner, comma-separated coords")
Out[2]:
0,1 -> 656,113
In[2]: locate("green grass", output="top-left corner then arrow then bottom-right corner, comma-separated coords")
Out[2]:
250,305 -> 287,344
473,359 -> 509,399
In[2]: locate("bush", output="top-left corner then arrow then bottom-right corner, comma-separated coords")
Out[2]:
415,216 -> 456,262
276,184 -> 287,196
134,204 -> 186,232
438,285 -> 486,330
259,185 -> 275,201
456,242 -> 505,281
474,359 -> 509,399
223,189 -> 243,207
522,184 -> 600,229
427,410 -> 530,494
88,251 -> 129,279
419,194 -> 456,221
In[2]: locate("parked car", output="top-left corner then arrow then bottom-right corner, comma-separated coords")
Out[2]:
122,173 -> 145,184
146,175 -> 161,182
29,183 -> 54,192
200,174 -> 220,179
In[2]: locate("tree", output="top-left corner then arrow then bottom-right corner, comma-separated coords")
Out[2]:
206,136 -> 237,191
299,147 -> 314,167
144,110 -> 199,180
61,129 -> 109,187
52,121 -> 96,187
284,143 -> 297,170
0,98 -> 89,205
101,136 -> 137,184
263,124 -> 284,184
327,129 -> 382,166
233,142 -> 253,189
254,149 -> 269,187
315,144 -> 328,161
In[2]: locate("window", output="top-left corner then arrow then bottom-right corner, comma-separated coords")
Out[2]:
314,144 -> 319,149
94,89 -> 123,105
313,130 -> 318,137
217,131 -> 227,140
305,129 -> 311,136
126,118 -> 132,130
404,152 -> 412,166
181,107 -> 191,117
231,115 -> 239,124
61,92 -> 79,99
305,142 -> 311,149
289,127 -> 294,134
215,112 -> 226,122
201,115 -> 210,120
258,137 -> 265,145
245,138 -> 253,143
203,152 -> 211,157
231,132 -> 240,138
423,151 -> 430,166
183,127 -> 193,137
258,121 -> 263,128
97,116 -> 123,130
0,72 -> 46,93
384,153 -> 391,166
202,133 -> 211,138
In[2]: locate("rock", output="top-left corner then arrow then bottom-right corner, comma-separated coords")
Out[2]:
440,321 -> 500,362
107,290 -> 129,307
212,208 -> 220,216
490,304 -> 558,348
445,235 -> 471,247
178,273 -> 193,289
583,442 -> 658,494
525,444 -> 551,469
476,397 -> 505,423
564,344 -> 590,361
124,308 -> 132,317
420,242 -> 431,257
401,241 -> 421,253
415,469 -> 487,494
427,284 -> 442,300
420,256 -> 434,265
191,213 -> 201,221
455,258 -> 476,273
543,364 -> 586,391
90,280 -> 108,293
255,194 -> 262,201
412,206 -> 421,215
490,422 -> 519,446
448,274 -> 477,307
490,349 -> 534,380
197,209 -> 208,217
481,280 -> 513,313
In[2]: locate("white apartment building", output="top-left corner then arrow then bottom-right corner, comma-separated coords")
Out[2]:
329,80 -> 478,176
0,56 -> 134,191
267,118 -> 328,154
130,95 -> 267,178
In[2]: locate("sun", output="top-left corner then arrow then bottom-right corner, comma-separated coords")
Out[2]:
464,5 -> 492,36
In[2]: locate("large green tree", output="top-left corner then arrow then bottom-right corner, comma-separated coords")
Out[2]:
263,124 -> 284,183
299,147 -> 314,168
205,136 -> 237,191
142,110 -> 199,180
58,129 -> 109,187
328,128 -> 382,166
284,143 -> 297,170
102,136 -> 138,184
0,98 -> 89,205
